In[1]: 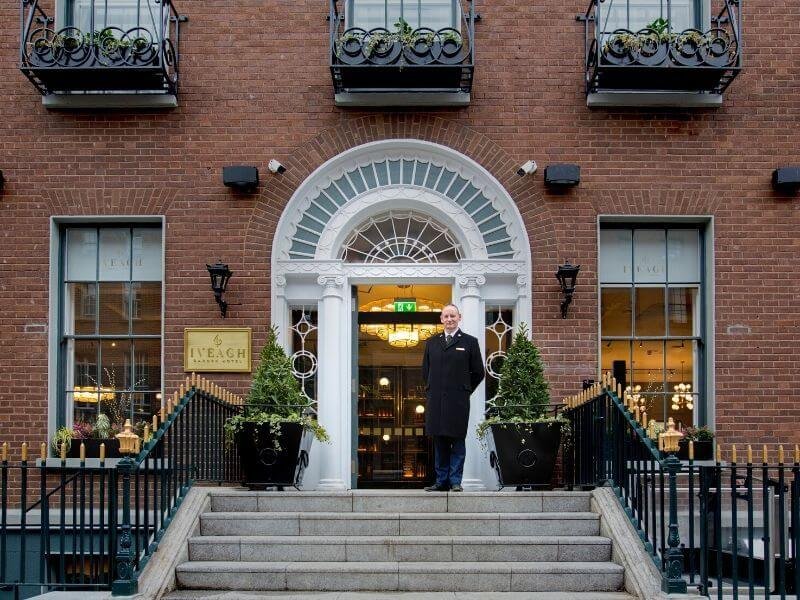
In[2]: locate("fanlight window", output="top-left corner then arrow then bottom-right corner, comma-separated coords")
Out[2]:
340,211 -> 462,263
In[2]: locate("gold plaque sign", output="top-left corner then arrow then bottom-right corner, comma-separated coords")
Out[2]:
184,328 -> 252,373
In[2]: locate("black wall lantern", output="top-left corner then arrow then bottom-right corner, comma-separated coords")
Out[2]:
223,166 -> 259,193
772,166 -> 800,192
556,260 -> 580,319
544,164 -> 580,187
206,261 -> 233,317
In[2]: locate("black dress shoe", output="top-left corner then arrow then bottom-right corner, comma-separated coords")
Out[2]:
424,484 -> 449,492
450,484 -> 463,492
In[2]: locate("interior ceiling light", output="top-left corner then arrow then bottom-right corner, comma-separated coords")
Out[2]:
359,297 -> 445,348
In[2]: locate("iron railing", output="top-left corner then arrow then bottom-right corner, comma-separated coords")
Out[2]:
20,0 -> 186,96
0,377 -> 241,599
564,379 -> 800,597
329,0 -> 476,95
579,0 -> 742,96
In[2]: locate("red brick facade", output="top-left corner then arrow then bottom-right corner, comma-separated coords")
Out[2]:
0,0 -> 798,455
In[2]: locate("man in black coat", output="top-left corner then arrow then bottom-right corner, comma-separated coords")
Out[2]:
421,303 -> 485,492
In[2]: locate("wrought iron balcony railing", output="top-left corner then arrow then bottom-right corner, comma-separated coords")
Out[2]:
20,0 -> 186,99
580,0 -> 741,103
329,0 -> 476,105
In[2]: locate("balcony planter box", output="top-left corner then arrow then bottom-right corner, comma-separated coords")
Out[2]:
235,422 -> 313,490
677,438 -> 713,461
486,422 -> 562,489
66,438 -> 122,459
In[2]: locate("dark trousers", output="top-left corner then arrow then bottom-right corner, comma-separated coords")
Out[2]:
432,435 -> 466,487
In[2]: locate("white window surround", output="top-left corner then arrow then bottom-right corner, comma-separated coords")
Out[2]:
48,216 -> 166,441
595,215 -> 715,430
272,139 -> 531,490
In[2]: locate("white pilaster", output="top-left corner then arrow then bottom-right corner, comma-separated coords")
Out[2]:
316,274 -> 347,490
457,274 -> 488,490
272,275 -> 290,349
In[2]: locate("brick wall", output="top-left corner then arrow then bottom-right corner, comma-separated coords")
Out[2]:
0,0 -> 798,454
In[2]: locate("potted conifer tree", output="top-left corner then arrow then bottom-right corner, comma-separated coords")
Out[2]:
477,324 -> 569,489
224,326 -> 328,490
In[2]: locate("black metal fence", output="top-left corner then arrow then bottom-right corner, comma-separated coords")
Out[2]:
564,380 -> 800,598
0,378 -> 241,599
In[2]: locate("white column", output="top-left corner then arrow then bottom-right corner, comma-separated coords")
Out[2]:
272,275 -> 290,350
316,275 -> 347,490
457,274 -> 488,490
516,274 -> 532,328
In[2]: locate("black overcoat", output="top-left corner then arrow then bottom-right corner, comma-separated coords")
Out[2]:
422,329 -> 485,438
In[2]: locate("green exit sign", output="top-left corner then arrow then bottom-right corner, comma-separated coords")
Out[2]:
394,299 -> 417,313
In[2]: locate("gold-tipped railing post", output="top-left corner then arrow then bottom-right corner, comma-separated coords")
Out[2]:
659,416 -> 687,593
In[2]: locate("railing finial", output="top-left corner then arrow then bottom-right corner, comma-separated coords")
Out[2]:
40,442 -> 46,461
778,445 -> 785,464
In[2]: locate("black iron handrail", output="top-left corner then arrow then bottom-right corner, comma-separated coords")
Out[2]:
579,0 -> 742,95
0,378 -> 242,598
564,381 -> 800,597
19,0 -> 186,95
329,0 -> 476,94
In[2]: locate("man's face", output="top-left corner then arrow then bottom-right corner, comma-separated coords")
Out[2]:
440,306 -> 461,332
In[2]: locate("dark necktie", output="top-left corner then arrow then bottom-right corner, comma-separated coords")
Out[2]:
445,334 -> 453,345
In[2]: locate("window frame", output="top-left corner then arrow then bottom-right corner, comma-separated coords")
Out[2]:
345,0 -> 460,31
595,0 -> 708,35
598,222 -> 708,427
55,222 -> 164,431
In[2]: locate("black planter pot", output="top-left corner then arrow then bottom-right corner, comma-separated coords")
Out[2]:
66,438 -> 122,459
486,422 -> 562,489
677,438 -> 714,461
235,421 -> 313,490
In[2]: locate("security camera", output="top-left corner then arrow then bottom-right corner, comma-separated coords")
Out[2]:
517,160 -> 538,176
268,159 -> 286,174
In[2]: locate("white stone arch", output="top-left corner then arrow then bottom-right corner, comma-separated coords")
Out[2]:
271,139 -> 531,491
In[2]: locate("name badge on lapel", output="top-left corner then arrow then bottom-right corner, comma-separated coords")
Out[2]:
455,347 -> 466,351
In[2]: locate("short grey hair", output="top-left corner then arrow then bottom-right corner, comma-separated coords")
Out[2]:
441,303 -> 461,315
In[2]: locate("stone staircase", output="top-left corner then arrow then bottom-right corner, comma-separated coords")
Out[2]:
170,490 -> 628,595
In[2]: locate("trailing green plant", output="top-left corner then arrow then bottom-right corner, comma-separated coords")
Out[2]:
50,426 -> 73,457
682,425 -> 714,442
476,323 -> 569,441
224,326 -> 329,450
336,17 -> 462,58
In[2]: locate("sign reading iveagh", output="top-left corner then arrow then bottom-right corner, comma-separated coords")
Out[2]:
184,328 -> 252,372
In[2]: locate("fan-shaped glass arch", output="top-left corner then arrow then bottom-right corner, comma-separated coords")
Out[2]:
339,211 -> 462,263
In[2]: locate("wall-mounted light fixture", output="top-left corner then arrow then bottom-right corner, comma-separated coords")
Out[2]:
206,261 -> 233,317
223,166 -> 259,192
555,260 -> 580,319
544,164 -> 580,187
772,166 -> 800,192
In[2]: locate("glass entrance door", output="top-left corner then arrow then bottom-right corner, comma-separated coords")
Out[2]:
355,283 -> 450,488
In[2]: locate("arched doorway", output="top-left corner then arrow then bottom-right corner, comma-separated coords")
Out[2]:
272,139 -> 530,490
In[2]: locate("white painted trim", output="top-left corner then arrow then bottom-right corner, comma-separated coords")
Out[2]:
47,216 -> 166,443
335,92 -> 470,107
588,91 -> 723,108
43,94 -> 178,110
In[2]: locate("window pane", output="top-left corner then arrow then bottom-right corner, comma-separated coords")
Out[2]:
98,282 -> 129,335
600,339 -> 631,385
601,0 -> 695,33
668,287 -> 697,336
69,339 -> 98,391
635,287 -> 665,336
101,339 -> 132,391
420,0 -> 455,29
386,0 -> 402,28
667,229 -> 700,283
632,340 -> 664,392
66,228 -> 97,281
599,229 -> 632,283
99,229 -> 131,281
131,282 -> 161,335
64,282 -> 96,335
132,392 -> 160,430
100,391 -> 133,432
132,228 -> 162,281
633,229 -> 666,283
69,392 -> 98,430
133,339 -> 161,391
68,0 -> 160,31
666,339 -> 696,428
352,0 -> 386,28
601,287 -> 632,336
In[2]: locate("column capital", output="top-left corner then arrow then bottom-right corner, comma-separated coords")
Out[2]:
457,275 -> 486,298
317,275 -> 345,298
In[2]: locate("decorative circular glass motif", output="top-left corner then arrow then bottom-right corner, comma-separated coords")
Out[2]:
340,211 -> 462,263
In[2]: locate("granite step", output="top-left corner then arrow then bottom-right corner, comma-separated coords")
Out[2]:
208,491 -> 592,514
165,591 -> 637,599
175,561 -> 626,593
188,535 -> 613,562
199,512 -> 601,537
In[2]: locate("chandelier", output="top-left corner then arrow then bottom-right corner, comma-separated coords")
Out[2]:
624,384 -> 644,409
671,383 -> 694,410
359,298 -> 444,348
